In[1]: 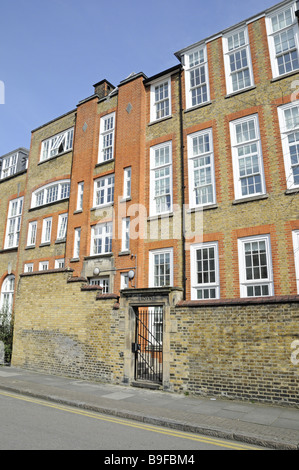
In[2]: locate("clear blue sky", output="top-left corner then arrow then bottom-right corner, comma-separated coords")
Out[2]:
0,0 -> 277,156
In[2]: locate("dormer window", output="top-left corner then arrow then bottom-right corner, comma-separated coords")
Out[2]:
1,153 -> 17,179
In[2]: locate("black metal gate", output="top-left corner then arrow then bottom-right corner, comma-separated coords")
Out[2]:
133,306 -> 163,384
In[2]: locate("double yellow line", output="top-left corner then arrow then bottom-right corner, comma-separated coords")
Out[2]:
0,390 -> 261,450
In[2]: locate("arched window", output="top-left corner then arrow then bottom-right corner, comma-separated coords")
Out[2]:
31,179 -> 70,208
0,275 -> 15,317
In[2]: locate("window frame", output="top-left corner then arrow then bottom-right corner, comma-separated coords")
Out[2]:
31,179 -> 70,209
120,272 -> 130,290
150,76 -> 171,122
150,141 -> 173,216
238,234 -> 274,298
190,241 -> 220,300
73,227 -> 81,259
222,26 -> 254,95
27,220 -> 37,247
230,114 -> 266,200
0,274 -> 15,316
184,45 -> 210,109
57,213 -> 68,241
121,217 -> 130,252
149,248 -> 173,288
292,230 -> 299,293
90,222 -> 113,256
277,101 -> 299,190
4,197 -> 23,249
76,182 -> 84,211
93,174 -> 115,208
39,261 -> 49,271
89,276 -> 110,293
24,263 -> 34,273
40,127 -> 74,162
98,112 -> 116,163
123,167 -> 131,199
41,217 -> 52,244
266,2 -> 299,78
187,128 -> 216,208
55,258 -> 65,269
1,153 -> 18,179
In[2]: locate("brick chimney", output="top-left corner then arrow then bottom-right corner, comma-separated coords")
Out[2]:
93,79 -> 115,99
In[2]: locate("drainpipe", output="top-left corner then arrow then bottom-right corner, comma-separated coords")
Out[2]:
178,66 -> 186,300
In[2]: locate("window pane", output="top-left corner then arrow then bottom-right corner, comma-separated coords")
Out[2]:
242,238 -> 272,297
190,130 -> 215,207
272,8 -> 292,32
152,251 -> 172,287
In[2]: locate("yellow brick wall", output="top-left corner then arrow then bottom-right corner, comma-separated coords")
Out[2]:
17,111 -> 76,274
12,270 -> 125,383
170,299 -> 299,405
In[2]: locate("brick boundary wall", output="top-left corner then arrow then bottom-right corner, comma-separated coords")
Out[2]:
11,270 -> 299,405
12,270 -> 125,383
170,297 -> 299,405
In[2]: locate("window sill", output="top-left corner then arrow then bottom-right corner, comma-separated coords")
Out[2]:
285,187 -> 299,195
270,69 -> 299,83
95,158 -> 115,169
91,203 -> 113,211
0,247 -> 18,254
0,169 -> 27,184
29,197 -> 69,212
119,197 -> 131,203
25,245 -> 35,250
118,250 -> 131,256
147,212 -> 174,221
187,203 -> 218,213
184,101 -> 213,114
84,253 -> 113,260
39,242 -> 51,247
55,238 -> 66,244
225,85 -> 256,99
232,193 -> 268,205
148,115 -> 173,126
70,257 -> 80,263
73,209 -> 83,214
38,149 -> 72,165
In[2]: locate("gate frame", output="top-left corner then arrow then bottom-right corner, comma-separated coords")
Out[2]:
119,287 -> 184,390
133,305 -> 164,384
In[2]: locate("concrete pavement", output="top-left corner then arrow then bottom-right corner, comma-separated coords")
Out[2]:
0,366 -> 298,450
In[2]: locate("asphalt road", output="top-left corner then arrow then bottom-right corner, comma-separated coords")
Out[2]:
0,390 -> 264,451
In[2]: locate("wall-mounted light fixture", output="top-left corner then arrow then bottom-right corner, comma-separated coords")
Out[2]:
93,267 -> 100,276
128,270 -> 135,280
